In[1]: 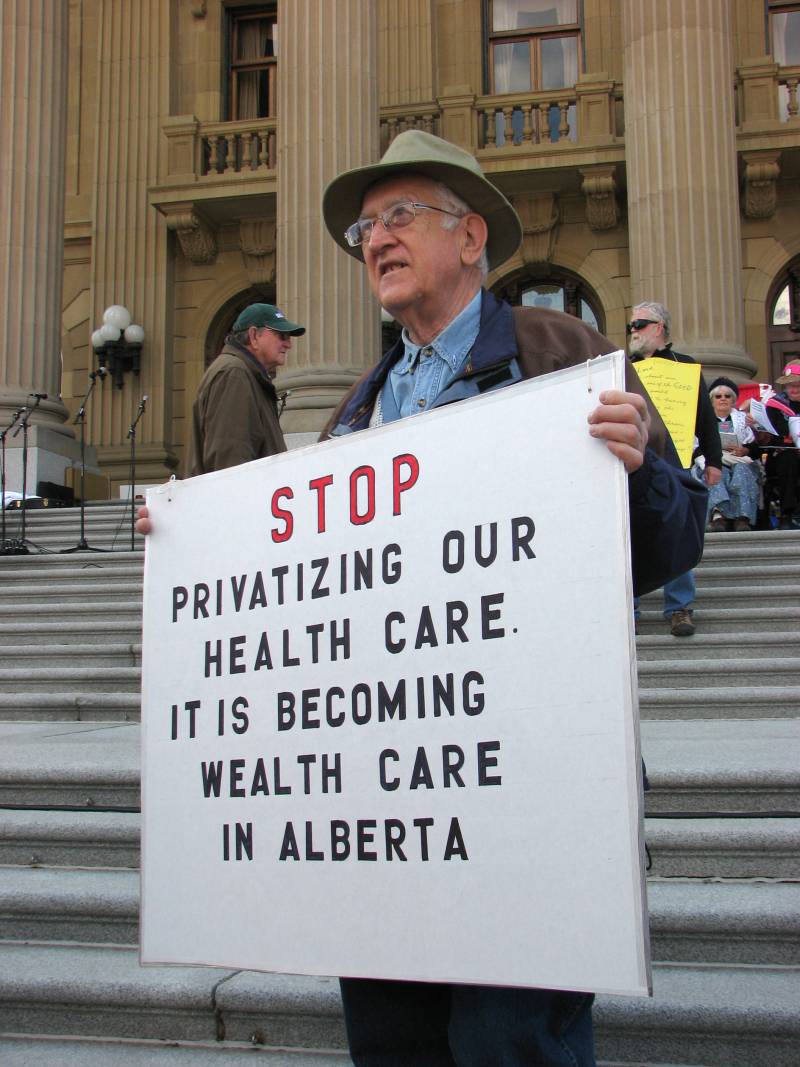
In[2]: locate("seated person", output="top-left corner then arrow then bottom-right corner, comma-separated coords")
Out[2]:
706,377 -> 762,532
764,362 -> 800,529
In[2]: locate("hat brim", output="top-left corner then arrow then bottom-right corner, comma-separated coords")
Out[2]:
776,371 -> 800,385
322,157 -> 522,272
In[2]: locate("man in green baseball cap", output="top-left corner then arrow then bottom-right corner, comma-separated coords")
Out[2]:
187,302 -> 305,476
320,131 -> 707,1067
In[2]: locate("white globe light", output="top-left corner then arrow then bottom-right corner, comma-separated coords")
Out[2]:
103,305 -> 132,330
91,329 -> 106,349
124,323 -> 145,344
99,323 -> 121,342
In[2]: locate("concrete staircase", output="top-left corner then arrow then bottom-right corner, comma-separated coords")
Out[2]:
0,502 -> 798,1065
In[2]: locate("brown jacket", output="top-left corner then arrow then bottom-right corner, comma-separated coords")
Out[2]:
187,340 -> 287,477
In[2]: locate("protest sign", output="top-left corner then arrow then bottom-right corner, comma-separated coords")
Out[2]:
140,351 -> 650,997
636,358 -> 700,467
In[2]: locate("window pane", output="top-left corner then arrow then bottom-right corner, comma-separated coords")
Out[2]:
580,299 -> 599,331
773,284 -> 791,325
493,0 -> 577,31
541,35 -> 578,89
522,284 -> 565,311
493,42 -> 532,93
236,69 -> 272,120
772,11 -> 800,65
236,17 -> 275,60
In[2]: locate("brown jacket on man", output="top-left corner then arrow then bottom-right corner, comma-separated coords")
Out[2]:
187,339 -> 287,477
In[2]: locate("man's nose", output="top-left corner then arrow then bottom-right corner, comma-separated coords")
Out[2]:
366,218 -> 394,251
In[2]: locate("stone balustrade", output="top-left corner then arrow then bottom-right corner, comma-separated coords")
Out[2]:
379,106 -> 440,153
199,118 -> 278,176
778,64 -> 800,121
476,89 -> 579,149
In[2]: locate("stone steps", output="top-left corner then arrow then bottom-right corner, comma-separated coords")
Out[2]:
0,511 -> 797,1066
635,605 -> 799,634
0,942 -> 347,1048
594,963 -> 800,1067
639,685 -> 800,719
0,642 -> 141,668
1,867 -> 796,967
635,630 -> 800,661
0,1035 -> 351,1066
3,804 -> 794,881
0,810 -> 140,867
4,719 -> 797,815
0,692 -> 139,722
0,942 -> 797,1067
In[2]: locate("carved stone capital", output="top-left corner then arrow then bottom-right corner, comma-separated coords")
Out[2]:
163,206 -> 217,264
579,166 -> 619,231
742,151 -> 781,219
511,192 -> 559,265
239,217 -> 277,285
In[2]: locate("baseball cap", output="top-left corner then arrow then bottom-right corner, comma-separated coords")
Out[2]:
233,303 -> 305,336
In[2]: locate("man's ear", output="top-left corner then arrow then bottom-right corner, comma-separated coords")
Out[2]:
460,213 -> 489,267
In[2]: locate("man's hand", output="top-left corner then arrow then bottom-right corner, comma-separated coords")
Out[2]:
704,465 -> 722,486
588,389 -> 650,473
135,505 -> 152,535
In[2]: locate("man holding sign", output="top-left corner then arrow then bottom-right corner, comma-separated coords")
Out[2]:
628,302 -> 721,637
138,133 -> 706,1066
316,134 -> 705,1065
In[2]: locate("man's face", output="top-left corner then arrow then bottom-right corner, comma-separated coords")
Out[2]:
358,175 -> 467,326
785,381 -> 800,402
248,327 -> 292,372
627,308 -> 666,357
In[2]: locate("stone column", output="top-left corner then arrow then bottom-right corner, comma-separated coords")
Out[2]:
275,0 -> 380,439
88,0 -> 178,484
0,0 -> 74,490
623,0 -> 755,379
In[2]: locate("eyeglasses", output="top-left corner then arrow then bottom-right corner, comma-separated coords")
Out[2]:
626,318 -> 660,334
345,201 -> 464,247
711,391 -> 736,401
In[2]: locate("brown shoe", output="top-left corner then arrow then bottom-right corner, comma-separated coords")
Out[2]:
733,517 -> 751,531
707,512 -> 727,533
670,609 -> 695,637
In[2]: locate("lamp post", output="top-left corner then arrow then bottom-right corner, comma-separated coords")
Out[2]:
91,305 -> 145,388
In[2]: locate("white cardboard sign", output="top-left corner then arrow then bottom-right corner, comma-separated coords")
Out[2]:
140,352 -> 651,997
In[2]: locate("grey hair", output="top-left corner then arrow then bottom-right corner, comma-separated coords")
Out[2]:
432,180 -> 489,282
634,301 -> 671,339
229,328 -> 254,348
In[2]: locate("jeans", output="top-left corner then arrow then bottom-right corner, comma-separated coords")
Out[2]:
340,977 -> 596,1067
633,568 -> 695,619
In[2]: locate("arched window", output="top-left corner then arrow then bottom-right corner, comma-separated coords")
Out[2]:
492,270 -> 604,334
204,285 -> 276,369
767,261 -> 800,382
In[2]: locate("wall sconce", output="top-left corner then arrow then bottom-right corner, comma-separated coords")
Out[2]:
91,305 -> 145,389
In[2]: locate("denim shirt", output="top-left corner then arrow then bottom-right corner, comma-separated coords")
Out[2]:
380,290 -> 482,423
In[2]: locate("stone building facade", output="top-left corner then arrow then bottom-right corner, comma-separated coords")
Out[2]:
2,0 -> 799,490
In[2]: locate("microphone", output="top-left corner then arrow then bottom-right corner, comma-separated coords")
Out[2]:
29,392 -> 47,400
139,394 -> 149,409
90,367 -> 108,381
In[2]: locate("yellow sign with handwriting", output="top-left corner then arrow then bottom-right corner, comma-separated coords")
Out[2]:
636,358 -> 700,468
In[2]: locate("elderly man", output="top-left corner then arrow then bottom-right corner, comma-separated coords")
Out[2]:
139,132 -> 706,1066
627,301 -> 721,636
187,302 -> 304,476
318,132 -> 706,1066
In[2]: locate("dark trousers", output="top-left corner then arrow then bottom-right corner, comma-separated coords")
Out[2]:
767,449 -> 800,516
340,977 -> 596,1066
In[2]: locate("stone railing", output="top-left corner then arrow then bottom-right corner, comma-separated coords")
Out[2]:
737,58 -> 800,127
198,117 -> 278,176
476,89 -> 578,148
779,64 -> 800,121
379,104 -> 440,154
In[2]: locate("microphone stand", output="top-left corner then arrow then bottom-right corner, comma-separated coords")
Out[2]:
0,405 -> 26,554
127,394 -> 147,551
63,373 -> 107,554
9,395 -> 46,554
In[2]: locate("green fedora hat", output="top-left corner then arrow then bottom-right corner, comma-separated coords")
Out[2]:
322,130 -> 522,271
